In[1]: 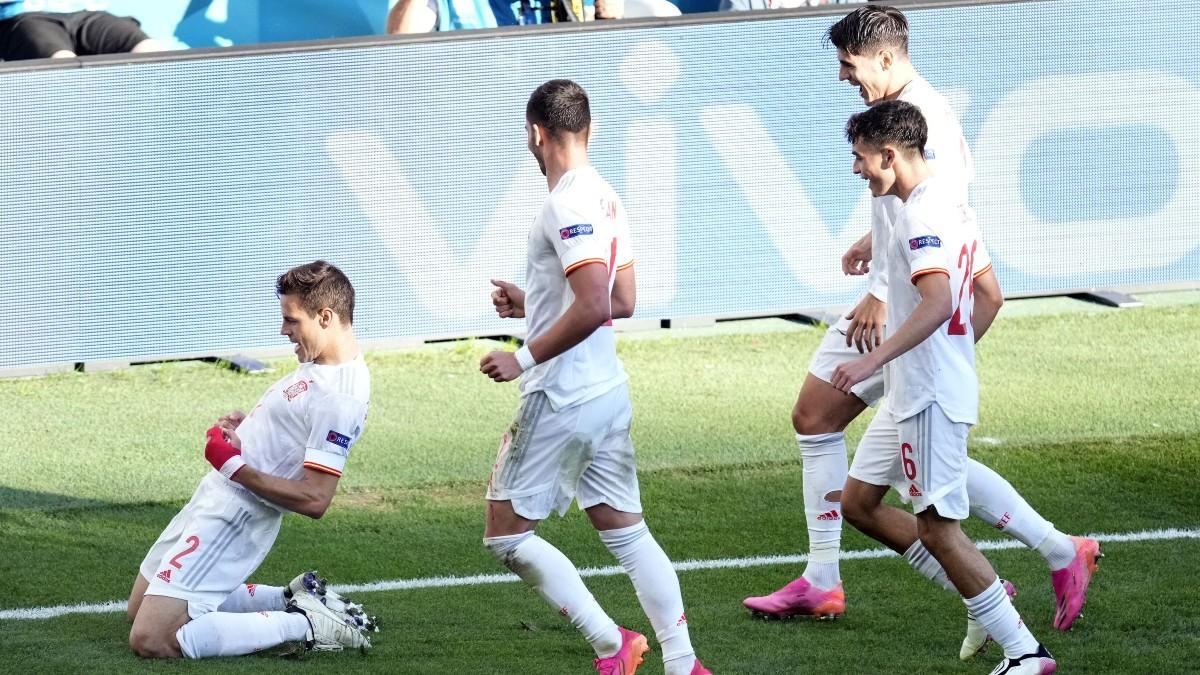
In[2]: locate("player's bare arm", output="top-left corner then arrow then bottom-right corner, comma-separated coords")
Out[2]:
490,278 -> 526,318
610,265 -> 636,319
844,292 -> 886,354
480,262 -> 611,383
203,426 -> 339,518
842,230 -> 873,275
831,272 -> 952,393
971,267 -> 1003,343
233,467 -> 340,519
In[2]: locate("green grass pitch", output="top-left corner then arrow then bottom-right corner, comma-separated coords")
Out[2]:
1,292 -> 1198,673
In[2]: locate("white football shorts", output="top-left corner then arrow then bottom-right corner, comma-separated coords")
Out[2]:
140,471 -> 283,618
808,314 -> 885,406
486,382 -> 642,521
849,402 -> 970,520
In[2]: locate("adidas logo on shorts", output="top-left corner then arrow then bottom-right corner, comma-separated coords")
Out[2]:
908,484 -> 923,497
156,569 -> 172,584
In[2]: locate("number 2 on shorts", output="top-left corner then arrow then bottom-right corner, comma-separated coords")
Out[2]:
169,535 -> 201,570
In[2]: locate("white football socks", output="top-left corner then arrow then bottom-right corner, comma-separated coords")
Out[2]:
175,610 -> 308,658
966,459 -> 1076,570
1035,531 -> 1079,571
216,583 -> 286,613
797,432 -> 847,591
485,532 -> 622,658
599,521 -> 695,673
962,577 -> 1040,659
902,540 -> 956,592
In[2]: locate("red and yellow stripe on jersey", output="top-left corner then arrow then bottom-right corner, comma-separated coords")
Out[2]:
303,461 -> 342,477
911,267 -> 950,284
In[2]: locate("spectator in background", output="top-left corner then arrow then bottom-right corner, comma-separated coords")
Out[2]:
386,0 -> 675,34
0,6 -> 165,60
386,0 -> 518,33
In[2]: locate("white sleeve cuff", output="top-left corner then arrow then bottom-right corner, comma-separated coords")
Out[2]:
219,455 -> 246,480
868,280 -> 888,302
515,345 -> 537,372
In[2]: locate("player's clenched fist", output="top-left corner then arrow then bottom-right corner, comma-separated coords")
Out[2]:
830,356 -> 878,394
216,410 -> 246,435
480,350 -> 524,383
204,425 -> 246,480
491,279 -> 526,319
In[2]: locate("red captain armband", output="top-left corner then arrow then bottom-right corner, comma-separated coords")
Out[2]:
205,426 -> 246,480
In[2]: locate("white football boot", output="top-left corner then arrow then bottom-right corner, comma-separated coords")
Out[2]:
285,570 -> 379,633
988,644 -> 1057,674
286,587 -> 372,653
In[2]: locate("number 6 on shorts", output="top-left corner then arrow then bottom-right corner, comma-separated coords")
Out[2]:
901,442 -> 917,481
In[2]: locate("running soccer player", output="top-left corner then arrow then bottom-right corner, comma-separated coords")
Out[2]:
480,79 -> 709,675
831,100 -> 1057,674
127,261 -> 376,659
743,6 -> 1100,648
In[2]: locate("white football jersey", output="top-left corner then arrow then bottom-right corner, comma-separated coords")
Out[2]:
867,74 -> 975,303
520,165 -> 633,411
233,353 -> 370,505
883,177 -> 991,425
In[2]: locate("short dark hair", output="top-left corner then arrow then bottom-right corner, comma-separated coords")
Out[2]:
526,79 -> 591,138
845,100 -> 927,156
826,5 -> 909,56
276,260 -> 355,324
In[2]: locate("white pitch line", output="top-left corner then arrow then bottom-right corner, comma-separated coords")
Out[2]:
3,527 -> 1197,621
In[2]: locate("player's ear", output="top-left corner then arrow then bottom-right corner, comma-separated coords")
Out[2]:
530,123 -> 544,147
881,146 -> 896,169
318,307 -> 334,328
878,48 -> 893,71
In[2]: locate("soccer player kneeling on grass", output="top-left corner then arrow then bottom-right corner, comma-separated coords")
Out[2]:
127,261 -> 377,659
830,102 -> 1056,675
479,79 -> 710,675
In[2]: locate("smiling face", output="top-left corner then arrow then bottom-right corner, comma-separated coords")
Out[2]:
851,139 -> 896,198
279,294 -> 327,363
837,48 -> 895,106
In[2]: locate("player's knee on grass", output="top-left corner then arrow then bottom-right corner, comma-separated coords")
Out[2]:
126,602 -> 140,623
128,625 -> 183,659
127,575 -> 149,622
128,594 -> 190,658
